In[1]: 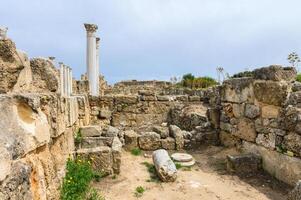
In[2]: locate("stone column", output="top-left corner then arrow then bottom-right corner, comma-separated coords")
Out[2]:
59,62 -> 64,96
69,67 -> 73,95
63,64 -> 68,97
0,27 -> 8,40
96,37 -> 100,94
84,23 -> 98,96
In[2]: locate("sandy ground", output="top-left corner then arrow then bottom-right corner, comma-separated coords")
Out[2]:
94,146 -> 290,200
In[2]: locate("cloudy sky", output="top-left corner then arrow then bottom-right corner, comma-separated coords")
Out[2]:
1,0 -> 301,84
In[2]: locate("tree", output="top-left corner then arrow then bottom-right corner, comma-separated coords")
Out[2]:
288,52 -> 301,69
182,73 -> 195,81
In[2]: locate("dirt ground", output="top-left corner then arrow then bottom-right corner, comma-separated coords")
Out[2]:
94,146 -> 291,200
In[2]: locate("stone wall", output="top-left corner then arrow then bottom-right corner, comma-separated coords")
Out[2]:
219,65 -> 301,186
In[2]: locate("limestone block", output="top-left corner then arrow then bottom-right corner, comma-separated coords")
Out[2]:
80,137 -> 114,149
80,126 -> 102,137
244,104 -> 260,119
220,122 -> 232,133
111,137 -> 122,174
138,132 -> 161,150
99,108 -> 112,119
232,118 -> 257,142
124,130 -> 138,150
207,107 -> 220,129
221,78 -> 254,103
292,82 -> 301,92
152,149 -> 177,182
283,133 -> 301,157
157,95 -> 171,101
261,104 -> 280,118
253,65 -> 297,81
242,141 -> 301,186
169,125 -> 184,150
256,133 -> 278,150
103,125 -> 120,137
232,103 -> 245,118
226,154 -> 262,174
188,95 -> 200,102
175,95 -> 188,102
219,131 -> 241,147
138,90 -> 155,96
254,80 -> 288,106
140,95 -> 157,101
114,95 -> 138,105
287,91 -> 301,108
161,137 -> 176,150
152,125 -> 169,139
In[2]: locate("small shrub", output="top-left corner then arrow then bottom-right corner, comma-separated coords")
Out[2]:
175,163 -> 182,170
134,186 -> 145,197
296,74 -> 301,82
74,129 -> 83,144
131,148 -> 142,156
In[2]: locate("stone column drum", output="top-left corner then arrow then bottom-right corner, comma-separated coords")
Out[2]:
59,62 -> 65,96
84,23 -> 98,96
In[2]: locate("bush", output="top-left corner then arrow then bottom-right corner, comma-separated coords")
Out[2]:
60,156 -> 104,200
296,74 -> 301,82
179,74 -> 218,89
134,186 -> 145,197
131,148 -> 142,156
231,71 -> 254,78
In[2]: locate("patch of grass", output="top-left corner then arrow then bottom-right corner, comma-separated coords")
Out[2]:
141,162 -> 160,183
134,186 -> 145,198
131,148 -> 142,156
112,175 -> 117,180
60,156 -> 104,200
175,163 -> 182,170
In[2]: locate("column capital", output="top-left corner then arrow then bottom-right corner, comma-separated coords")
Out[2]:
84,23 -> 98,33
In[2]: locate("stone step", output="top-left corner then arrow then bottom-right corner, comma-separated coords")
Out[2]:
79,136 -> 114,149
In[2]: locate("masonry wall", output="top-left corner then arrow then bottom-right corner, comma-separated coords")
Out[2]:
219,66 -> 301,186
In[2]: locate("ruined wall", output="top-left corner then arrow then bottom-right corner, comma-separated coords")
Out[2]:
0,38 -> 91,200
219,65 -> 301,186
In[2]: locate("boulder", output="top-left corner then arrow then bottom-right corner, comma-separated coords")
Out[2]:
253,65 -> 297,82
287,180 -> 301,200
226,154 -> 262,174
169,125 -> 184,150
124,130 -> 138,150
161,137 -> 176,150
152,125 -> 169,139
138,132 -> 161,150
152,149 -> 177,182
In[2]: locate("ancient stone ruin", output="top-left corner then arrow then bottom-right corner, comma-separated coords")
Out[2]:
1,25 -> 301,199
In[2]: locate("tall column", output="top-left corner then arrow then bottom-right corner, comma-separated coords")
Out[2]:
63,64 -> 68,97
59,62 -> 64,96
0,27 -> 8,40
67,66 -> 71,97
84,23 -> 98,96
96,37 -> 100,94
69,67 -> 73,95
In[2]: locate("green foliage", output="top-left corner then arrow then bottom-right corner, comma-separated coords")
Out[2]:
296,74 -> 301,82
288,52 -> 301,67
131,148 -> 142,156
231,71 -> 254,78
60,156 -> 104,200
175,163 -> 182,170
134,186 -> 145,198
179,73 -> 218,89
141,162 -> 160,182
74,129 -> 83,144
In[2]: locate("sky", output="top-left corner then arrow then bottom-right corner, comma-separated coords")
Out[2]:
1,0 -> 301,84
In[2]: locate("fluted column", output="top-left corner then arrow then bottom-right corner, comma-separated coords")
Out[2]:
63,64 -> 68,97
69,67 -> 73,95
84,23 -> 98,96
96,37 -> 100,95
59,62 -> 64,96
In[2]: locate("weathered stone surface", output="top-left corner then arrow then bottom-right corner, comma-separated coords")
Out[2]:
175,95 -> 188,102
0,39 -> 25,93
226,154 -> 262,174
220,122 -> 232,133
161,137 -> 176,150
124,130 -> 138,150
232,103 -> 245,118
261,104 -> 280,118
171,153 -> 193,162
242,141 -> 301,186
30,58 -> 59,93
292,82 -> 301,92
256,133 -> 277,150
138,90 -> 155,96
157,95 -> 171,101
152,149 -> 177,182
114,95 -> 138,105
283,133 -> 301,157
138,132 -> 161,150
103,125 -> 120,137
80,137 -> 114,149
253,65 -> 297,81
287,91 -> 301,108
111,137 -> 122,174
169,125 -> 184,150
152,125 -> 169,139
221,78 -> 254,103
99,108 -> 112,119
80,126 -> 102,137
140,95 -> 157,101
254,81 -> 288,106
287,180 -> 301,200
189,95 -> 200,102
232,118 -> 257,142
219,131 -> 241,147
244,104 -> 260,119
175,159 -> 196,167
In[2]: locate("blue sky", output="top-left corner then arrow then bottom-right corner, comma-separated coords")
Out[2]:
1,0 -> 301,84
